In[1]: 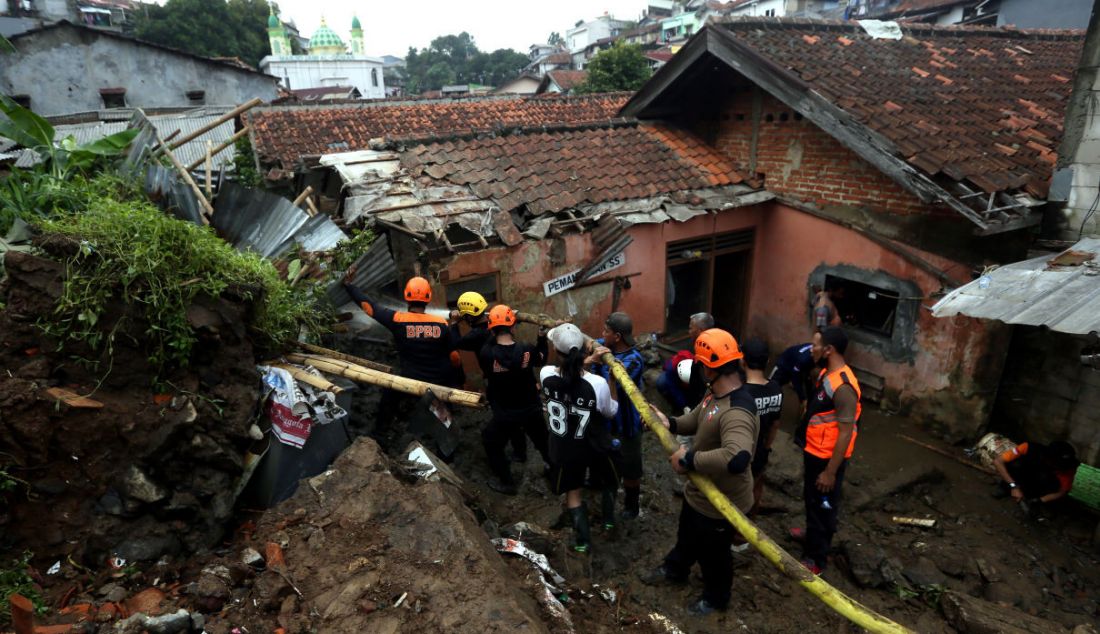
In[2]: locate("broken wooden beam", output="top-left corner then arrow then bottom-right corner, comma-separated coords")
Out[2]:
168,97 -> 262,150
897,434 -> 995,475
293,343 -> 393,373
292,185 -> 314,208
283,353 -> 484,408
184,126 -> 249,171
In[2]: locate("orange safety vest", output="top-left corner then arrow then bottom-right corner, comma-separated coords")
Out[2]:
802,364 -> 862,460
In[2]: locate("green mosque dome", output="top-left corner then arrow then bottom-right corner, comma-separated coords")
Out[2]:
267,11 -> 280,28
352,15 -> 362,30
309,17 -> 346,55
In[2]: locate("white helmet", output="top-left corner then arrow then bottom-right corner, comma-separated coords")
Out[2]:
676,359 -> 693,384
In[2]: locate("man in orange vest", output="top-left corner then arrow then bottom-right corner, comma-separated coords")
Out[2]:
790,326 -> 860,574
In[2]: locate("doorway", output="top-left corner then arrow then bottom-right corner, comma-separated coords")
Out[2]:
665,229 -> 754,340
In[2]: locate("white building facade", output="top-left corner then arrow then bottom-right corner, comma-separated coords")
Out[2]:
260,13 -> 385,100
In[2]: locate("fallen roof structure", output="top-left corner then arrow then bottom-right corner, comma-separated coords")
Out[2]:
320,120 -> 769,255
931,238 -> 1100,335
244,92 -> 631,175
623,18 -> 1084,234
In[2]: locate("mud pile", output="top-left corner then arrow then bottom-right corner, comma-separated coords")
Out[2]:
190,438 -> 551,633
0,251 -> 261,566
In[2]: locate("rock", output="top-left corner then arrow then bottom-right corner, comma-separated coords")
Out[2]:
241,547 -> 265,568
141,610 -> 192,634
97,490 -> 126,517
983,581 -> 1020,606
841,541 -> 889,588
115,535 -> 181,562
903,557 -> 947,588
164,492 -> 199,514
501,522 -> 553,553
254,571 -> 292,611
122,466 -> 168,504
943,591 -> 1067,634
307,527 -> 326,551
124,587 -> 166,616
196,573 -> 230,599
97,583 -> 129,603
114,609 -> 191,634
189,612 -> 205,632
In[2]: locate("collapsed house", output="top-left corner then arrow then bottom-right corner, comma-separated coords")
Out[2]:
245,18 -> 1084,442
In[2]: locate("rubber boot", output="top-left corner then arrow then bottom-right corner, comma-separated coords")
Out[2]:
570,504 -> 591,553
601,488 -> 616,530
623,485 -> 641,519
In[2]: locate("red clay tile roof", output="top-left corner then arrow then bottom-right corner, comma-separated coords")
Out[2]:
869,0 -> 972,20
717,19 -> 1083,197
401,123 -> 744,215
546,52 -> 573,64
247,93 -> 630,169
546,70 -> 589,92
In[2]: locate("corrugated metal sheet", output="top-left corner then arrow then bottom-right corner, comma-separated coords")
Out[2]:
6,108 -> 237,172
144,164 -> 206,225
931,238 -> 1100,335
325,233 -> 397,307
213,182 -> 346,259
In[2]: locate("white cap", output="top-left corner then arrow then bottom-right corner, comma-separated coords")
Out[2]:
676,358 -> 693,384
547,323 -> 586,354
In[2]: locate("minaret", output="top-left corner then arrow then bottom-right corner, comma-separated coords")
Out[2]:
267,6 -> 291,56
350,16 -> 365,56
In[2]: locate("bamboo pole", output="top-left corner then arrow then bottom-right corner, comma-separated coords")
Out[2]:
292,185 -> 314,208
204,140 -> 213,199
294,342 -> 393,373
897,434 -> 995,475
162,143 -> 215,223
515,311 -> 914,634
284,353 -> 484,408
185,126 -> 249,171
267,363 -> 344,394
305,197 -> 320,217
168,97 -> 262,150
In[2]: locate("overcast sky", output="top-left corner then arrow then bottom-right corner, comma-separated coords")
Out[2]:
274,0 -> 651,57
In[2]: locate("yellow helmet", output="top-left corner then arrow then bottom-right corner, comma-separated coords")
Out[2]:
456,291 -> 488,317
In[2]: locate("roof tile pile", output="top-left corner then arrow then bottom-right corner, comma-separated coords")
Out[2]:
402,123 -> 744,215
247,93 -> 630,168
719,19 -> 1083,197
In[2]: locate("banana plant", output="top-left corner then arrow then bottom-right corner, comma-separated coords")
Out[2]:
0,94 -> 139,180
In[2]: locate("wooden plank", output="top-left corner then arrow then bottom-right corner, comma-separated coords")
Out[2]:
44,387 -> 103,409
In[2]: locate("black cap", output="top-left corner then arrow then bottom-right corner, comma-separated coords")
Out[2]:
742,338 -> 769,370
605,312 -> 635,346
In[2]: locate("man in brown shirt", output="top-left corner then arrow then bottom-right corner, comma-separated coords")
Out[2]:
645,328 -> 759,616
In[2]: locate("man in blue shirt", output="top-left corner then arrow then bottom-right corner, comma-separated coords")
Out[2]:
592,311 -> 646,522
770,342 -> 813,404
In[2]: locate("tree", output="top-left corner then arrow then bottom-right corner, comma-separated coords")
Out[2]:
575,42 -> 653,94
548,32 -> 562,47
133,0 -> 274,68
405,33 -> 530,93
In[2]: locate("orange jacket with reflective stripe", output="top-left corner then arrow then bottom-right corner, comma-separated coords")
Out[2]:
801,365 -> 862,460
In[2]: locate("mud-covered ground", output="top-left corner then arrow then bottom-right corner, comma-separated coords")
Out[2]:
437,373 -> 1100,633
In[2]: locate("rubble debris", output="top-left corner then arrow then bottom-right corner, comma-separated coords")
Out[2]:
941,591 -> 1072,634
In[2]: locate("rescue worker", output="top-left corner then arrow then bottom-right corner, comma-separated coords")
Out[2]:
770,341 -> 814,405
592,312 -> 646,522
343,266 -> 457,449
790,327 -> 860,574
994,440 -> 1079,511
449,292 -> 528,460
742,338 -> 784,516
477,305 -> 551,495
541,323 -> 620,554
644,329 -> 760,616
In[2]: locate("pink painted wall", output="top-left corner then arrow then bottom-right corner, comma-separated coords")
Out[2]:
430,200 -> 1006,436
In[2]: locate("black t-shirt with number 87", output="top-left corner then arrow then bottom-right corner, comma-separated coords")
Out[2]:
539,366 -> 619,465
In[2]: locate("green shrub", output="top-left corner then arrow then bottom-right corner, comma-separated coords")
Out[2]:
0,552 -> 46,627
37,176 -> 326,376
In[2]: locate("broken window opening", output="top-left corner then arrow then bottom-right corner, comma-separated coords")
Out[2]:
11,95 -> 31,109
825,274 -> 900,338
186,90 -> 206,105
99,88 -> 126,109
444,274 -> 499,311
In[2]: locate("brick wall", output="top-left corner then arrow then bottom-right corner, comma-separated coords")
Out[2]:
711,91 -> 930,216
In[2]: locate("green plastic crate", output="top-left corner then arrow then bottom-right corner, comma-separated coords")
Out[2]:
1069,463 -> 1100,511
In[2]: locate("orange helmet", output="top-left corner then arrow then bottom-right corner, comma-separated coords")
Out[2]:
487,304 -> 517,330
404,277 -> 432,303
694,328 -> 743,369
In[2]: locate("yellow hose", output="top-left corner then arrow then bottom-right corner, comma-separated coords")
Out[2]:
515,312 -> 913,634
